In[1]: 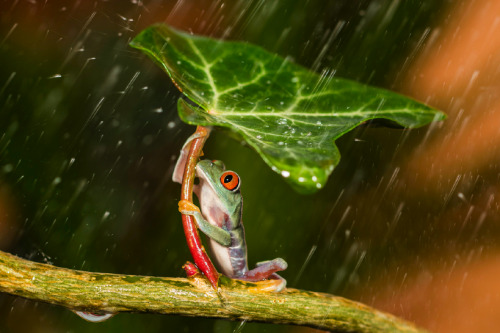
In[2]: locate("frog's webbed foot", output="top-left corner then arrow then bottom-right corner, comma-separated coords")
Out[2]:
247,277 -> 287,293
178,199 -> 201,215
241,258 -> 288,292
172,130 -> 209,184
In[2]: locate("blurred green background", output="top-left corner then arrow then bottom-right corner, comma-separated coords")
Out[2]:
0,1 -> 474,332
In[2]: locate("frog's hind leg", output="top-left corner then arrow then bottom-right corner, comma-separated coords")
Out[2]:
249,258 -> 287,279
242,258 -> 287,292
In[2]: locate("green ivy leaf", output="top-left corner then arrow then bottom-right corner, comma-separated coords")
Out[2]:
130,24 -> 445,193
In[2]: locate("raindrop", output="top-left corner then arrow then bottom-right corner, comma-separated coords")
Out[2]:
2,164 -> 13,173
298,177 -> 305,182
48,74 -> 62,79
142,135 -> 153,145
167,121 -> 176,129
153,107 -> 163,113
312,176 -> 318,182
74,311 -> 115,323
281,170 -> 290,178
457,192 -> 468,203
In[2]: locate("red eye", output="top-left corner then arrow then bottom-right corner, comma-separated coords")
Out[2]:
220,171 -> 240,191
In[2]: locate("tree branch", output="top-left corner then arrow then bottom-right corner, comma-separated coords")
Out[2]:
0,250 -> 427,333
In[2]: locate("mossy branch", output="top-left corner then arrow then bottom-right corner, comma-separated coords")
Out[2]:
0,250 -> 427,333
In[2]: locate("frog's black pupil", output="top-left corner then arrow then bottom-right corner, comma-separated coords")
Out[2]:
224,175 -> 233,183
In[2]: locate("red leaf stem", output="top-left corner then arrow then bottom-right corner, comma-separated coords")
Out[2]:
180,126 -> 219,289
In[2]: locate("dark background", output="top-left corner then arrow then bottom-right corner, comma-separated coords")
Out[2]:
3,1 -> 499,332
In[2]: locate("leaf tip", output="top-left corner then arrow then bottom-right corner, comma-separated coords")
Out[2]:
434,110 -> 447,122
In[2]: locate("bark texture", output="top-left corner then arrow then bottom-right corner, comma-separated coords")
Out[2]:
0,250 -> 428,332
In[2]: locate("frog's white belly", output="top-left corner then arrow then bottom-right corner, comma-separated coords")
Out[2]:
209,227 -> 248,278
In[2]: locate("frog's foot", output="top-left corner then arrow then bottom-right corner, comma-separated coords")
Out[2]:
73,311 -> 115,323
182,261 -> 201,277
178,200 -> 201,215
247,278 -> 286,293
247,258 -> 287,280
172,130 -> 210,184
241,258 -> 288,292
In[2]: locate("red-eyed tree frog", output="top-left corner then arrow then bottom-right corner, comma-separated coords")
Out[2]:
73,133 -> 287,322
173,133 -> 287,291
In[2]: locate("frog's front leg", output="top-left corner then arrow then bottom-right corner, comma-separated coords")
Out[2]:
178,200 -> 231,247
242,258 -> 288,292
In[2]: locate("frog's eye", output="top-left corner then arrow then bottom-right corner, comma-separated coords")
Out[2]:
220,171 -> 240,191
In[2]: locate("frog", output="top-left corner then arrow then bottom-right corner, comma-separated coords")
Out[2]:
173,134 -> 287,291
73,134 -> 287,322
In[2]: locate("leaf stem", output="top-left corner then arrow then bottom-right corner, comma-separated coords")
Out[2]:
180,125 -> 219,289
